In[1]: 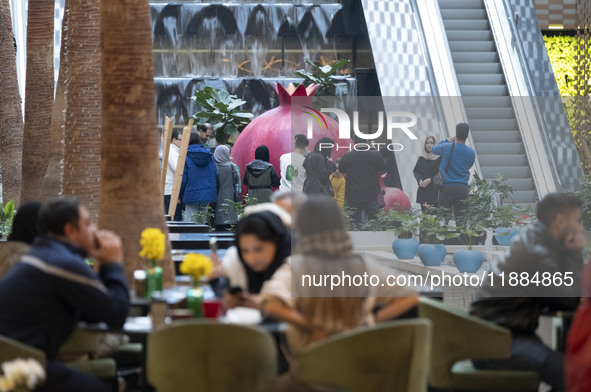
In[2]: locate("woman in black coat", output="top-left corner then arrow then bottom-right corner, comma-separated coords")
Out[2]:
302,137 -> 337,196
413,136 -> 441,211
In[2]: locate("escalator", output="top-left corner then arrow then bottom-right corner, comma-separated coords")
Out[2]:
438,0 -> 537,203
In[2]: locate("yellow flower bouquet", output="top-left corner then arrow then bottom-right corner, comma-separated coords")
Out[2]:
180,253 -> 214,318
139,228 -> 165,266
139,228 -> 165,299
180,253 -> 213,283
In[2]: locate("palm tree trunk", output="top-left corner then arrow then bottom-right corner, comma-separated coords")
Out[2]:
100,0 -> 174,286
20,0 -> 53,204
0,0 -> 23,206
40,1 -> 69,201
62,0 -> 101,221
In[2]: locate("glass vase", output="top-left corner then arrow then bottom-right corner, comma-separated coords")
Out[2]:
187,279 -> 204,318
145,261 -> 163,300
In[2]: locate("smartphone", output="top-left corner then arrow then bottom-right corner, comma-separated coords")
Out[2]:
228,286 -> 243,295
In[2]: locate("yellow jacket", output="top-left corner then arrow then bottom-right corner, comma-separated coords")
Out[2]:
330,173 -> 346,208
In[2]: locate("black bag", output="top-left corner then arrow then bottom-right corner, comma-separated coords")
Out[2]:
433,171 -> 444,187
433,142 -> 455,189
322,178 -> 335,198
303,177 -> 335,197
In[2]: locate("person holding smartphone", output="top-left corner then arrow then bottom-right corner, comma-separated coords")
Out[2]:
217,209 -> 291,311
471,193 -> 586,392
0,199 -> 129,392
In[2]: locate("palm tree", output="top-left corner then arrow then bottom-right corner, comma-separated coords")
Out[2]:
0,0 -> 23,206
20,0 -> 53,204
62,0 -> 102,221
99,0 -> 174,286
40,1 -> 69,201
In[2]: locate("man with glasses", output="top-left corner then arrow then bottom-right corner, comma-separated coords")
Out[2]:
164,129 -> 184,221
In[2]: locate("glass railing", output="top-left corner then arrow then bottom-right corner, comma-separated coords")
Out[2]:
485,0 -> 563,194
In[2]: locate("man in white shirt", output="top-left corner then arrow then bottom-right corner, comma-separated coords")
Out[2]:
279,134 -> 309,193
164,130 -> 183,221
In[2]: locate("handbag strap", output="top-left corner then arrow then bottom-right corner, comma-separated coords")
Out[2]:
445,142 -> 455,174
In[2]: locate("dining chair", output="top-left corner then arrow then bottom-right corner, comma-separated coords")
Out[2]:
147,320 -> 278,392
0,333 -> 46,367
417,297 -> 539,391
294,319 -> 432,392
58,327 -> 117,389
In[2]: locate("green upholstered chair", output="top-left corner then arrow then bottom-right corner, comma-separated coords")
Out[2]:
417,298 -> 539,392
0,334 -> 46,368
147,320 -> 278,392
294,319 -> 432,392
58,327 -> 117,386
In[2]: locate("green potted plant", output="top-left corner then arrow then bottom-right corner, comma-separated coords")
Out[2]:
443,173 -> 514,246
390,209 -> 421,259
492,204 -> 532,246
467,173 -> 514,226
453,221 -> 486,273
491,204 -> 519,246
189,87 -> 253,146
293,58 -> 349,96
417,210 -> 459,266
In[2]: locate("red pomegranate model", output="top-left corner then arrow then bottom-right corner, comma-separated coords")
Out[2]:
379,176 -> 411,212
231,83 -> 351,194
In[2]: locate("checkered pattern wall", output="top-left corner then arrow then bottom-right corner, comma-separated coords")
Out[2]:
533,0 -> 577,30
360,0 -> 431,97
360,0 -> 437,198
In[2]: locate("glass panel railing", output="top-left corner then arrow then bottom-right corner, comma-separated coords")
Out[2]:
485,0 -> 562,195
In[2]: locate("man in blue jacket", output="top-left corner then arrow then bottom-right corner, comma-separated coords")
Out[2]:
431,123 -> 475,224
0,199 -> 129,392
180,132 -> 218,223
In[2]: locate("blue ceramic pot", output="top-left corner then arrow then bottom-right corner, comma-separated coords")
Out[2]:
453,250 -> 484,273
418,244 -> 447,266
392,238 -> 419,259
494,227 -> 519,246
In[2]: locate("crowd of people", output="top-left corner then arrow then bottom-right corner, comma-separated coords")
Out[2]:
164,121 -> 477,228
0,119 -> 588,392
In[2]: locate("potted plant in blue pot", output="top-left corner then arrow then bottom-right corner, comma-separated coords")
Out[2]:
391,209 -> 420,259
454,222 -> 486,273
492,205 -> 520,246
417,210 -> 459,266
